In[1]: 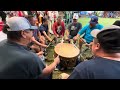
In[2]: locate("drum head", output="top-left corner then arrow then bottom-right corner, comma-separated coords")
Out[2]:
54,43 -> 80,58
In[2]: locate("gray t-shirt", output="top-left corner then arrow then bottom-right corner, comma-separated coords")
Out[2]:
0,40 -> 46,79
68,22 -> 82,37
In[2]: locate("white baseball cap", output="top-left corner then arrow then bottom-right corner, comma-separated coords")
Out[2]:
73,14 -> 78,19
6,17 -> 38,31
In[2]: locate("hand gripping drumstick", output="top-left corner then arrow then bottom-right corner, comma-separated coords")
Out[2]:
71,39 -> 87,60
47,38 -> 55,48
61,37 -> 64,43
71,40 -> 79,49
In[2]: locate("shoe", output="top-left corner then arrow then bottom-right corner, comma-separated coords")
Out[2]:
60,67 -> 66,71
55,68 -> 59,71
39,55 -> 45,61
44,56 -> 47,60
67,67 -> 73,70
44,52 -> 48,56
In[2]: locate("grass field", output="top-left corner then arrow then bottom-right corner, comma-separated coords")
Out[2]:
78,17 -> 120,27
46,17 -> 120,79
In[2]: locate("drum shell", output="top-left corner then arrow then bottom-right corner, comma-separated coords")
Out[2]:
54,51 -> 78,68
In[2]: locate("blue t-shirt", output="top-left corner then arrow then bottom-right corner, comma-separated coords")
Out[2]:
33,29 -> 39,41
78,23 -> 103,43
39,24 -> 48,36
68,56 -> 120,79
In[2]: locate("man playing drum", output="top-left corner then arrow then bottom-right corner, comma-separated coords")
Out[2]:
66,14 -> 82,43
52,16 -> 65,44
73,16 -> 103,49
73,16 -> 103,60
25,15 -> 48,61
39,18 -> 53,45
68,25 -> 120,79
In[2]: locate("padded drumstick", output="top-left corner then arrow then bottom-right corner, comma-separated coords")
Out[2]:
47,38 -> 55,48
71,40 -> 79,49
61,37 -> 64,43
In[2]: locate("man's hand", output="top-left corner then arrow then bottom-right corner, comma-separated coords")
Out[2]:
79,38 -> 85,43
42,44 -> 48,48
85,42 -> 92,49
65,37 -> 69,41
85,43 -> 90,47
56,34 -> 60,38
73,36 -> 78,41
37,51 -> 44,56
60,35 -> 63,38
54,55 -> 60,65
49,38 -> 53,42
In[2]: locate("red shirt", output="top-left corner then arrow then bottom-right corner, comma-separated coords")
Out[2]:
0,21 -> 4,31
52,21 -> 65,36
17,11 -> 24,17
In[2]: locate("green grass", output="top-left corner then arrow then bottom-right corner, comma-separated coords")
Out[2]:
78,17 -> 120,27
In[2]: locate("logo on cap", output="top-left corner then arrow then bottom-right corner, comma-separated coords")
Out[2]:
91,18 -> 94,21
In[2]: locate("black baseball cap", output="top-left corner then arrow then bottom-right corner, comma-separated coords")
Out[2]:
113,20 -> 120,26
91,25 -> 120,53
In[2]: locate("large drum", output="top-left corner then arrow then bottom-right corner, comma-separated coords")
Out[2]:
54,43 -> 80,68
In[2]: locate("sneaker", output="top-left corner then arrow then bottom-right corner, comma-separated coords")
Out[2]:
43,52 -> 48,56
67,67 -> 73,70
44,56 -> 47,60
55,68 -> 59,71
60,67 -> 67,71
39,55 -> 45,62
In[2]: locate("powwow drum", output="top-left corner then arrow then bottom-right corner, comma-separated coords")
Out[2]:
54,43 -> 80,68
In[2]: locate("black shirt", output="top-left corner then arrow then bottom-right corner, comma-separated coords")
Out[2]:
68,56 -> 120,79
68,22 -> 82,37
0,40 -> 45,79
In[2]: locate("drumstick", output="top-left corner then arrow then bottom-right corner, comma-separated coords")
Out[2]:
71,40 -> 79,49
47,42 -> 52,47
61,37 -> 64,43
71,40 -> 87,61
47,38 -> 54,48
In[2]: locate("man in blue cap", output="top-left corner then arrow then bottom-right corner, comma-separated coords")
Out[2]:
73,15 -> 103,49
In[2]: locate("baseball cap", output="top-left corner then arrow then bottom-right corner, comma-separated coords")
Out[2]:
113,20 -> 120,26
91,25 -> 120,52
89,16 -> 98,24
91,25 -> 120,38
6,17 -> 38,31
73,14 -> 78,19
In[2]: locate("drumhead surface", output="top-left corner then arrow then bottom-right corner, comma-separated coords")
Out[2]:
54,43 -> 80,58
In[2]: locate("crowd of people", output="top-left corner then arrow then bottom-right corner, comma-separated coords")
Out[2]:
0,11 -> 120,79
